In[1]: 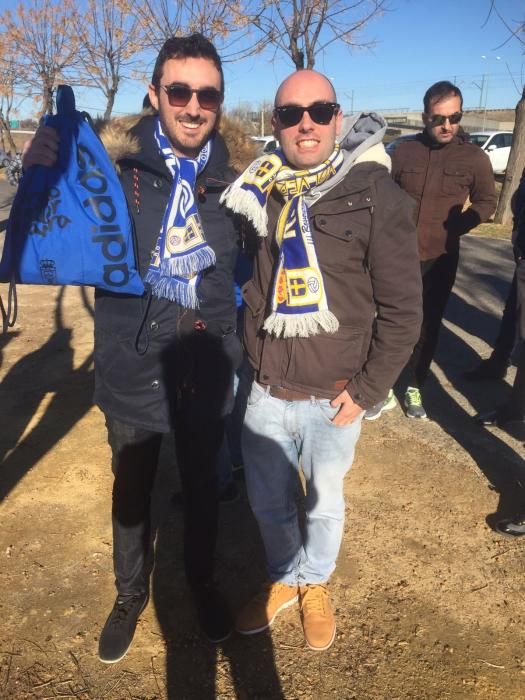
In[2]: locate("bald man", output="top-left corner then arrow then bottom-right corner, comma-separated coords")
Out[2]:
222,70 -> 422,651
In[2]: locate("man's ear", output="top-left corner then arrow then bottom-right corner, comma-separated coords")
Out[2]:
148,84 -> 160,112
335,108 -> 343,136
421,111 -> 428,126
271,113 -> 278,137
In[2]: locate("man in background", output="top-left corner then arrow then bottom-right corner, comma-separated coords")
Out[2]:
369,81 -> 496,420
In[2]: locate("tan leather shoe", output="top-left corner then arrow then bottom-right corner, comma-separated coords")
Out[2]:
236,581 -> 299,635
299,584 -> 336,651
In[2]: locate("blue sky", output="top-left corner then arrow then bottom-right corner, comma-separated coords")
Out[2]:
5,0 -> 525,118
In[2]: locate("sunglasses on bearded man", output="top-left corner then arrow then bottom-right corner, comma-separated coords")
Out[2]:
161,83 -> 223,111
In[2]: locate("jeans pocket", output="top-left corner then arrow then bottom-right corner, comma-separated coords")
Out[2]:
317,400 -> 354,429
246,381 -> 268,408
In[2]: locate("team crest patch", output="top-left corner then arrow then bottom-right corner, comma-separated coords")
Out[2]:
276,269 -> 287,304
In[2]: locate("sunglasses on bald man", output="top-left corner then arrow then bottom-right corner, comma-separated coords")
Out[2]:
274,102 -> 340,128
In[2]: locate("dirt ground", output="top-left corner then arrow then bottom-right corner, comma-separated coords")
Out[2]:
1,238 -> 525,699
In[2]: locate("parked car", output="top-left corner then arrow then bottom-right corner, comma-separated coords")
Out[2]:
0,149 -> 11,168
250,135 -> 280,155
468,131 -> 513,175
384,133 -> 418,155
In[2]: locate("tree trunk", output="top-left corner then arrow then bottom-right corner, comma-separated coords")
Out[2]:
495,85 -> 525,226
290,38 -> 305,70
0,113 -> 17,153
41,82 -> 55,117
103,89 -> 116,121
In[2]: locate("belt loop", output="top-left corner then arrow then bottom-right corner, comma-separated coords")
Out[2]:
265,384 -> 271,397
310,395 -> 316,405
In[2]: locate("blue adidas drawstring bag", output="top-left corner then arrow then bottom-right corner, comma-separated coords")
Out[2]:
0,85 -> 144,297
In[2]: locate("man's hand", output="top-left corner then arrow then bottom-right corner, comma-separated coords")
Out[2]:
22,126 -> 60,170
330,389 -> 363,426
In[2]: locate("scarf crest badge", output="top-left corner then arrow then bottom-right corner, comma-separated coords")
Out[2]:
221,145 -> 344,337
145,118 -> 215,308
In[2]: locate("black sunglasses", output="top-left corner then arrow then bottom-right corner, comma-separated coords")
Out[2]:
274,102 -> 340,128
161,83 -> 223,111
426,111 -> 462,127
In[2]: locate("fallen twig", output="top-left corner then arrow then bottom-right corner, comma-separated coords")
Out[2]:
1,644 -> 16,695
68,651 -> 93,700
151,656 -> 166,700
490,548 -> 512,560
477,658 -> 505,669
470,583 -> 488,592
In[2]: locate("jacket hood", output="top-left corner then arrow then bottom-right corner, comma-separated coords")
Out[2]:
339,112 -> 389,163
98,109 -> 256,175
305,111 -> 390,205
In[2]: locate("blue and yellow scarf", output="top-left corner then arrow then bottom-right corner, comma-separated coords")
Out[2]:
145,118 -> 215,308
221,146 -> 343,337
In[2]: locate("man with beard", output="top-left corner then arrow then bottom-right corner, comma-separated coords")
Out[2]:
367,81 -> 496,420
24,34 -> 241,662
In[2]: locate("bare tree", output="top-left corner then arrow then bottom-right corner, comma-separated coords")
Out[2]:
74,0 -> 147,120
0,0 -> 83,116
241,0 -> 387,70
134,0 -> 264,62
495,87 -> 525,225
0,36 -> 24,152
485,1 -> 525,225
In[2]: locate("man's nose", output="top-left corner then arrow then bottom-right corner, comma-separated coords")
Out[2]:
298,110 -> 314,130
185,92 -> 201,116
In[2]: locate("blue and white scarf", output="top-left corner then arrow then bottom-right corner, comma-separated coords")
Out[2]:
221,146 -> 343,337
145,118 -> 215,307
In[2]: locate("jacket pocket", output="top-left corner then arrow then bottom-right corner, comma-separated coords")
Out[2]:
397,167 -> 425,198
242,279 -> 266,367
442,167 -> 471,195
313,211 -> 370,271
287,325 -> 367,391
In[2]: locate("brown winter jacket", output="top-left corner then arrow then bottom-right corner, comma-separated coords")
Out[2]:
242,148 -> 423,410
391,131 -> 497,261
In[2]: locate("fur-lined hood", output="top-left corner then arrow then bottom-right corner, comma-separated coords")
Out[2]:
97,108 -> 257,174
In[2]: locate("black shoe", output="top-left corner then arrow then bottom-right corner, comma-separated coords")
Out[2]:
463,358 -> 508,381
475,409 -> 525,439
98,592 -> 149,663
193,584 -> 233,643
475,409 -> 501,426
219,481 -> 240,504
495,516 -> 525,538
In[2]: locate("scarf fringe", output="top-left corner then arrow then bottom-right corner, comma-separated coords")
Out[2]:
263,310 -> 339,338
220,186 -> 268,237
161,247 -> 216,277
145,270 -> 199,308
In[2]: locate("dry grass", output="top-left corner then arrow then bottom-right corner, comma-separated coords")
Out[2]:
470,221 -> 512,239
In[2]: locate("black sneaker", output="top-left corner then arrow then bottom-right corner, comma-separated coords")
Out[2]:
463,358 -> 508,381
193,584 -> 233,643
98,592 -> 149,664
495,516 -> 525,538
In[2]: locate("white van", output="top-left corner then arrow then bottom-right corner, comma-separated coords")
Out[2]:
250,135 -> 280,155
469,131 -> 513,175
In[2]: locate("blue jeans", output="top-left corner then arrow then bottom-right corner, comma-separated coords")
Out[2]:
242,381 -> 362,585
